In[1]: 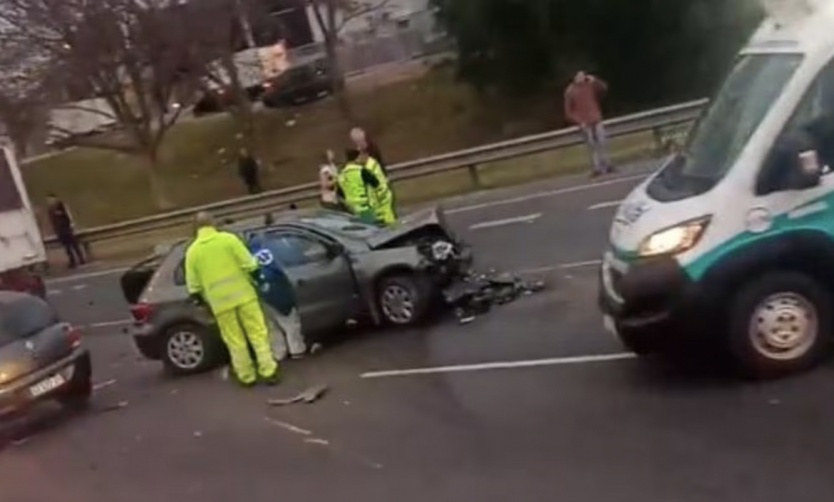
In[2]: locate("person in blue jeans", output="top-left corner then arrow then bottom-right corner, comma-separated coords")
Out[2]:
248,235 -> 307,359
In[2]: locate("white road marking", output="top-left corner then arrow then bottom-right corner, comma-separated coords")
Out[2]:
469,213 -> 542,230
46,267 -> 129,285
264,417 -> 313,436
559,259 -> 603,270
71,284 -> 87,291
588,200 -> 622,211
360,352 -> 637,379
86,319 -> 132,329
93,379 -> 117,392
47,289 -> 62,296
446,174 -> 645,215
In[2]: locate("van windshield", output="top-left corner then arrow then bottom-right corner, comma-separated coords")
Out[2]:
648,53 -> 804,201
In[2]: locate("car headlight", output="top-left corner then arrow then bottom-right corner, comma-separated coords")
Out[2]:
431,240 -> 455,261
638,217 -> 711,258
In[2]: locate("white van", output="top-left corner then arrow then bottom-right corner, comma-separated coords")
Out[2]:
599,0 -> 834,378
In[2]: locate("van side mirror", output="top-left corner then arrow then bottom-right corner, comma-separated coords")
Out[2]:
326,242 -> 344,259
758,135 -> 823,195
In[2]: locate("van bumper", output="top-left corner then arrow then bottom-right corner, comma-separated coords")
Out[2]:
597,252 -> 712,349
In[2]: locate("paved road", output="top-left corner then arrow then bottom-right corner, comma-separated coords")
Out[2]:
5,161 -> 834,502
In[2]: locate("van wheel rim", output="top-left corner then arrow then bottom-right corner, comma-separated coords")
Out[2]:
749,292 -> 818,361
381,284 -> 415,324
167,331 -> 204,369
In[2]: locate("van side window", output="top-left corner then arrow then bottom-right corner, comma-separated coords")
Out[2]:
782,59 -> 834,168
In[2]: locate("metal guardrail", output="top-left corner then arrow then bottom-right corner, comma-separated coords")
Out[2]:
45,98 -> 708,249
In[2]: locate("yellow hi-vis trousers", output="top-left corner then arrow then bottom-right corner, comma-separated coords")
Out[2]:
215,300 -> 278,384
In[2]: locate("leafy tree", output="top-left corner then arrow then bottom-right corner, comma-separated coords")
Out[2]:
432,0 -> 764,110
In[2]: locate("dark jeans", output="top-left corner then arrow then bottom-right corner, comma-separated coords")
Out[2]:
58,232 -> 86,268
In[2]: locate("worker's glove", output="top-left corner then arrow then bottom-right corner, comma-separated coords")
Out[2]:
189,293 -> 206,307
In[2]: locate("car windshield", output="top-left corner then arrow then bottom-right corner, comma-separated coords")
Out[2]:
648,53 -> 803,201
0,295 -> 58,345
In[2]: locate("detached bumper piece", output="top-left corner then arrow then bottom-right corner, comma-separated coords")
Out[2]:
443,270 -> 547,324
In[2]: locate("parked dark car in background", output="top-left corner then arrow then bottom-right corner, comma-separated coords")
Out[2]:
120,208 -> 471,375
262,59 -> 333,108
0,291 -> 92,417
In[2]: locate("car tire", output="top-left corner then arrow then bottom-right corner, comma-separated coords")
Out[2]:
727,271 -> 833,379
162,323 -> 224,376
377,273 -> 432,326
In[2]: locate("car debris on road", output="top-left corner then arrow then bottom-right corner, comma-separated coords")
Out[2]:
443,270 -> 547,324
267,384 -> 329,406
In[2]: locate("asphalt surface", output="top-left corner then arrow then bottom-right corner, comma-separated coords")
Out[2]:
5,160 -> 834,502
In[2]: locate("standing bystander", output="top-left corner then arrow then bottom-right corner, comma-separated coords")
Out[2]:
564,71 -> 615,178
46,193 -> 86,269
350,127 -> 387,175
237,147 -> 263,194
319,149 -> 341,211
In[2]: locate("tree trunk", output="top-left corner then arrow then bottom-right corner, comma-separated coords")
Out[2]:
145,152 -> 174,210
325,35 -> 354,123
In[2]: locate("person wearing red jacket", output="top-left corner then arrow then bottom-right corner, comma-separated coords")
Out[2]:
564,71 -> 616,178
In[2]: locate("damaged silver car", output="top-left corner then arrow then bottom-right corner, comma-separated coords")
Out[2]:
120,208 -> 471,375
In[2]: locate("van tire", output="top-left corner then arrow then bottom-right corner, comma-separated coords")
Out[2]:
727,272 -> 833,379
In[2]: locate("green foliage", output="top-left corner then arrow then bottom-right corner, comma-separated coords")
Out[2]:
432,0 -> 765,108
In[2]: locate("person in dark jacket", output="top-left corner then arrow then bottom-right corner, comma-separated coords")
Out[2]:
247,234 -> 307,359
46,193 -> 86,269
237,148 -> 263,194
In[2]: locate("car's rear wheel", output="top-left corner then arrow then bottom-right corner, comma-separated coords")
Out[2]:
377,273 -> 432,326
162,323 -> 224,376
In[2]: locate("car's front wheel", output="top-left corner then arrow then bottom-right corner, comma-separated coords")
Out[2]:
377,273 -> 432,326
162,323 -> 224,376
727,272 -> 833,379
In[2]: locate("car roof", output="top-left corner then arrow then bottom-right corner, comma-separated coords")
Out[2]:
0,291 -> 34,304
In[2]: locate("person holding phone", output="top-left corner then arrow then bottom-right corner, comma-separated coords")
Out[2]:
564,71 -> 615,178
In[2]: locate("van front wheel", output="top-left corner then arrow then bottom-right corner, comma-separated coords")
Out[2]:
728,272 -> 833,379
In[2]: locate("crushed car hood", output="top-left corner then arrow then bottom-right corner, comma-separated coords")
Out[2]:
366,207 -> 455,249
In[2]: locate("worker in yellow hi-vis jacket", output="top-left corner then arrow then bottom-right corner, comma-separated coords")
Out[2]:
184,211 -> 280,387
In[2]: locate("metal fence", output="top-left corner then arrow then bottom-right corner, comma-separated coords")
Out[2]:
43,98 -> 708,252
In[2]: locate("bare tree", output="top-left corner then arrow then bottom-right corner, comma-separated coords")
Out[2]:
308,0 -> 393,120
0,0 -> 204,209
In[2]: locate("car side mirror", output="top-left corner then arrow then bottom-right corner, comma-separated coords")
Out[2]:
326,242 -> 344,259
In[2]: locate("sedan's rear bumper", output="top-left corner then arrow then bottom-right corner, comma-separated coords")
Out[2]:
0,348 -> 91,417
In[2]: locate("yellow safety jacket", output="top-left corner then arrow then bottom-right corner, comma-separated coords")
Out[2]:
184,226 -> 260,315
365,156 -> 396,225
338,162 -> 375,222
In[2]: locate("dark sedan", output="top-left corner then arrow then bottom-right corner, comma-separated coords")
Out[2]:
121,208 -> 471,375
0,291 -> 93,417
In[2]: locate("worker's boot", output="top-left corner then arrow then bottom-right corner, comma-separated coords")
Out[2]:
259,367 -> 282,386
228,367 -> 257,389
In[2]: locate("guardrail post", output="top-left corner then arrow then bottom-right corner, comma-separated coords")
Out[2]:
467,164 -> 482,188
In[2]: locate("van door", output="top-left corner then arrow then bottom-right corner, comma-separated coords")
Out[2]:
756,56 -> 834,224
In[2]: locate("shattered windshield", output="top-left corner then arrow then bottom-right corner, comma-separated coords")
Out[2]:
648,53 -> 803,201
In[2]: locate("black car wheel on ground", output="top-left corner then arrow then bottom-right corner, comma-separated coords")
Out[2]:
727,271 -> 833,379
162,322 -> 224,376
617,325 -> 660,356
377,273 -> 432,326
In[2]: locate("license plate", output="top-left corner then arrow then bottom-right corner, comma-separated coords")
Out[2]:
29,373 -> 66,398
603,315 -> 618,336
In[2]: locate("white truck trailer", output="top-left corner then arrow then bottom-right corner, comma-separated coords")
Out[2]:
0,143 -> 47,298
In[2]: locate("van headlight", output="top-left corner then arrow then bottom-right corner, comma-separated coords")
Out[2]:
638,217 -> 711,257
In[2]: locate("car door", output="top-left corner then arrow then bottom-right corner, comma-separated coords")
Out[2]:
254,229 -> 359,333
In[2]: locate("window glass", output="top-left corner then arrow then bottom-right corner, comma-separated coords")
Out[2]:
779,58 -> 834,170
0,295 -> 58,345
0,150 -> 23,212
257,232 -> 328,267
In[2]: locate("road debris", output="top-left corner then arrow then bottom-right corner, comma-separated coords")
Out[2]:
92,379 -> 117,392
443,270 -> 547,324
264,417 -> 313,436
305,438 -> 330,446
95,400 -> 129,414
267,384 -> 329,406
